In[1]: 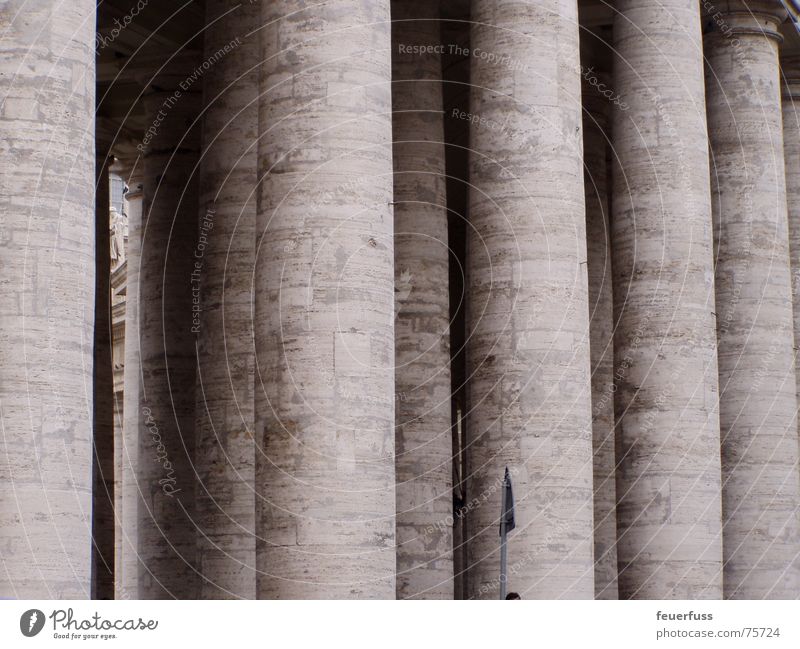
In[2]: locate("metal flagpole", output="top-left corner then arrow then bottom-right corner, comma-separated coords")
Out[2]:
499,466 -> 515,599
499,476 -> 508,599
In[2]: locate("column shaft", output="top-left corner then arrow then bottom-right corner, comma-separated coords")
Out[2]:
612,0 -> 723,599
0,0 -> 96,598
785,62 -> 800,602
392,0 -> 453,600
784,59 -> 800,406
255,0 -> 396,598
705,0 -> 800,599
466,0 -> 594,599
138,86 -> 201,599
195,0 -> 259,600
119,170 -> 143,599
440,10 -> 471,598
582,77 -> 618,600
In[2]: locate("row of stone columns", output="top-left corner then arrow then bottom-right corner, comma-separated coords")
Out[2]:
603,0 -> 800,599
122,0 -> 799,600
4,0 -> 800,600
123,0 -> 800,601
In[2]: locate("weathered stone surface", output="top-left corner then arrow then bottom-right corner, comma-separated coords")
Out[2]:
137,84 -> 201,599
0,0 -> 96,599
705,0 -> 800,599
466,0 -> 595,599
786,56 -> 800,408
612,0 -> 723,599
784,48 -> 800,600
581,65 -> 618,600
255,0 -> 396,598
195,0 -> 259,600
6,0 -> 800,603
392,0 -> 453,600
439,4 -> 471,598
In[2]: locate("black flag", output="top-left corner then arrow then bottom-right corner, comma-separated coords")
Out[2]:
500,466 -> 515,534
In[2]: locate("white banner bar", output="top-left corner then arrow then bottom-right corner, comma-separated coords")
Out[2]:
1,600 -> 799,648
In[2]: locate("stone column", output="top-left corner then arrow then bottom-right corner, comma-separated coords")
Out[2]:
705,0 -> 800,599
195,0 -> 258,600
784,55 -> 800,404
118,163 -> 144,599
255,0 -> 396,598
581,68 -> 617,600
466,0 -> 594,599
137,69 -> 201,599
93,151 -> 115,599
440,6 -> 471,598
611,0 -> 723,599
392,0 -> 453,600
0,0 -> 96,599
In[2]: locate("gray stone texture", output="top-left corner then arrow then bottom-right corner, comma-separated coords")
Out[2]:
392,0 -> 454,600
582,71 -> 618,600
255,0 -> 397,598
612,0 -> 723,599
786,56 -> 800,406
7,0 -> 800,603
0,0 -> 96,598
705,0 -> 800,599
195,0 -> 259,600
137,83 -> 201,599
466,0 -> 595,599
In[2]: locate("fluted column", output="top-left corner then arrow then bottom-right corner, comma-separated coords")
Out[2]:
582,71 -> 617,600
255,0 -> 396,598
392,0 -> 453,600
784,55 -> 800,404
138,73 -> 201,599
118,165 -> 144,600
611,0 -> 722,600
466,0 -> 594,599
0,0 -> 96,598
194,0 -> 259,600
705,0 -> 800,599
